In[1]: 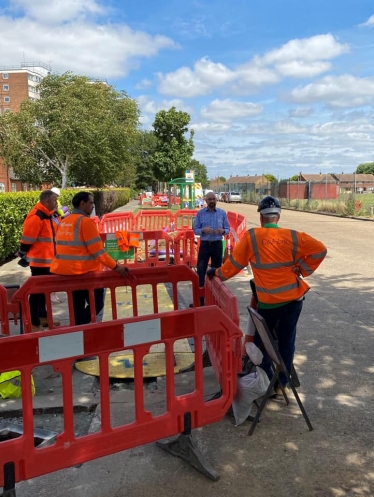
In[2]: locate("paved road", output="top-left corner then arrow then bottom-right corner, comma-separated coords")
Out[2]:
10,204 -> 374,497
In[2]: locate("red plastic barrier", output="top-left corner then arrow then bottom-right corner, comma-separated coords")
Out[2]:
100,212 -> 133,233
173,230 -> 198,267
2,267 -> 242,488
0,285 -> 21,336
12,265 -> 202,331
174,209 -> 198,229
204,275 -> 242,383
133,210 -> 173,231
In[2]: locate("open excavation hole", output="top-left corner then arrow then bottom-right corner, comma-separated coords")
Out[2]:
0,422 -> 58,448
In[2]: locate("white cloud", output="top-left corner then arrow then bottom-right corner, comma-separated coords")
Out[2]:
190,122 -> 231,133
288,75 -> 374,108
157,34 -> 348,98
0,1 -> 177,78
275,60 -> 331,78
288,107 -> 313,118
157,57 -> 235,97
9,0 -> 104,24
200,99 -> 263,122
258,34 -> 349,65
137,95 -> 193,116
359,14 -> 374,27
135,79 -> 153,90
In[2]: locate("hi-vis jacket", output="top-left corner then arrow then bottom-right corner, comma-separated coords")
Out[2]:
115,231 -> 140,252
0,370 -> 35,399
20,202 -> 57,267
50,211 -> 117,275
216,226 -> 327,305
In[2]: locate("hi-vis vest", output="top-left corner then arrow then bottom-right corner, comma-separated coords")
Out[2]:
50,213 -> 117,275
217,227 -> 327,305
115,231 -> 140,252
0,370 -> 36,399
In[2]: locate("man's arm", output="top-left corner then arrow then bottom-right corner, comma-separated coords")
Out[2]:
222,211 -> 230,235
19,215 -> 42,255
295,233 -> 327,278
215,231 -> 253,281
193,211 -> 203,236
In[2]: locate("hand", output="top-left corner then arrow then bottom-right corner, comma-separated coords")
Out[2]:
207,268 -> 217,280
114,263 -> 133,278
214,228 -> 224,235
292,266 -> 301,277
202,227 -> 213,234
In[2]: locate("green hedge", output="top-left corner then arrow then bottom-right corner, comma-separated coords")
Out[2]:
0,188 -> 131,263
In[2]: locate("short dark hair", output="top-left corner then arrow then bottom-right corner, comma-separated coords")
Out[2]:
72,191 -> 93,208
40,190 -> 55,203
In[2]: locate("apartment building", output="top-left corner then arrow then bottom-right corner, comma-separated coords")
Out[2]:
0,62 -> 51,192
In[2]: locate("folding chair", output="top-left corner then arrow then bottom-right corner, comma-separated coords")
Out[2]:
247,306 -> 313,436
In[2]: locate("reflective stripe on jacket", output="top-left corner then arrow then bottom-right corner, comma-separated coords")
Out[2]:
216,227 -> 327,305
50,213 -> 117,275
21,202 -> 57,267
0,370 -> 36,399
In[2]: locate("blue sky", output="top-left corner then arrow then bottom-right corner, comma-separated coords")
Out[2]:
1,0 -> 374,180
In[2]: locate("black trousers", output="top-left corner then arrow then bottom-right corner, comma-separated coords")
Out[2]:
197,241 -> 223,288
30,266 -> 51,326
72,288 -> 105,325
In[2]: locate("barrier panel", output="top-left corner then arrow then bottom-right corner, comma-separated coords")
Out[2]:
12,265 -> 203,331
100,212 -> 133,233
133,210 -> 173,231
2,266 -> 242,491
174,209 -> 198,229
205,276 -> 242,383
172,230 -> 198,268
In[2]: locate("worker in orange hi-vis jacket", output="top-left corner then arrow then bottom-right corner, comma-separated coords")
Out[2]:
207,196 -> 327,395
19,189 -> 60,332
50,191 -> 133,325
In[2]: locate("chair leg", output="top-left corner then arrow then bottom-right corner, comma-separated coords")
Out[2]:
248,374 -> 278,436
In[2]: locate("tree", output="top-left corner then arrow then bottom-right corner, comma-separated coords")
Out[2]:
356,162 -> 374,174
290,174 -> 299,181
264,174 -> 278,183
0,73 -> 140,188
190,158 -> 209,187
150,107 -> 194,182
219,176 -> 226,183
131,130 -> 158,191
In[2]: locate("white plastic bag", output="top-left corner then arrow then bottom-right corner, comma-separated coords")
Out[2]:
232,366 -> 270,425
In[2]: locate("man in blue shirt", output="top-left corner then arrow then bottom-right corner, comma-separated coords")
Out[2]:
194,191 -> 230,305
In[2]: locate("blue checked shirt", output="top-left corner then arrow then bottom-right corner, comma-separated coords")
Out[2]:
194,207 -> 230,241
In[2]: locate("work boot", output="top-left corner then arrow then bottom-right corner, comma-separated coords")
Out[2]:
39,317 -> 61,327
31,325 -> 44,332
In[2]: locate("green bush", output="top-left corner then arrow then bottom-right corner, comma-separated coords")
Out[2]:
0,188 -> 131,263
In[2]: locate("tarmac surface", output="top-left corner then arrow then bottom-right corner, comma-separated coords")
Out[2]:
1,201 -> 374,497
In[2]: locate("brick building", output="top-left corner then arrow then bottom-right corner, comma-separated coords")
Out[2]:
279,174 -> 339,200
0,62 -> 51,192
331,173 -> 374,194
